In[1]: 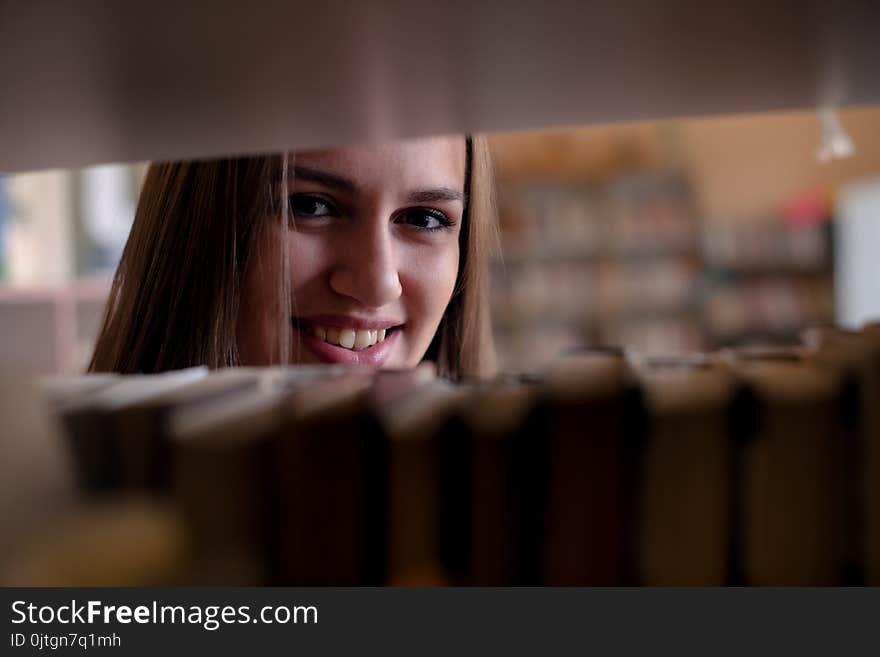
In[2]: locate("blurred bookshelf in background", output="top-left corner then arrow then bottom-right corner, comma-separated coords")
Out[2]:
490,172 -> 704,373
487,107 -> 880,373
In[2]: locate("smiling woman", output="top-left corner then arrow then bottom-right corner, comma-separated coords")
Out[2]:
88,136 -> 498,380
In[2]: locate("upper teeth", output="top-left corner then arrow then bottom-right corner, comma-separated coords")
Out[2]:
312,326 -> 387,351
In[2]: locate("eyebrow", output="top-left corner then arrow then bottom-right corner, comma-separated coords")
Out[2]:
293,165 -> 463,204
406,188 -> 464,204
293,165 -> 358,194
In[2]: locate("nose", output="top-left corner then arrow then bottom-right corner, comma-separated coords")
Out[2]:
328,220 -> 402,308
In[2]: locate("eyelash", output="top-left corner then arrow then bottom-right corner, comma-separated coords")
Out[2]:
286,194 -> 456,232
396,208 -> 455,232
287,193 -> 337,219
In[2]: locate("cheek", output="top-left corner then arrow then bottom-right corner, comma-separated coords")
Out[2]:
237,227 -> 322,364
434,244 -> 460,308
402,242 -> 460,350
287,233 -> 327,295
237,248 -> 283,365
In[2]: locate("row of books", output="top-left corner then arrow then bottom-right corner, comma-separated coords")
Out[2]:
493,318 -> 706,375
497,175 -> 697,261
3,323 -> 880,586
706,279 -> 835,342
492,260 -> 699,327
599,317 -> 705,356
701,220 -> 828,271
493,325 -> 586,375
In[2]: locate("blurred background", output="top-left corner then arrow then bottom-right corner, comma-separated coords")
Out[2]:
2,106 -> 880,375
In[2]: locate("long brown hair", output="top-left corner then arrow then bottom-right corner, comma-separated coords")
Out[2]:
89,136 -> 497,379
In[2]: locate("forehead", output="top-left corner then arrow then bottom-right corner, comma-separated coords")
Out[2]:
294,136 -> 466,193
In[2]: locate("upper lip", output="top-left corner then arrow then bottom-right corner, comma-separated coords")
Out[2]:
294,314 -> 403,331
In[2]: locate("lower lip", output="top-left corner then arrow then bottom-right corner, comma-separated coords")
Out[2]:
296,326 -> 399,366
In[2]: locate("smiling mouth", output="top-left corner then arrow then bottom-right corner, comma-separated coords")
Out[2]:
292,320 -> 402,352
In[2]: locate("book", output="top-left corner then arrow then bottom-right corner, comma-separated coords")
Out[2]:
378,376 -> 472,585
725,346 -> 847,585
168,366 -> 338,584
854,323 -> 880,585
444,375 -> 544,585
803,327 -> 879,584
58,367 -> 209,493
539,347 -> 642,585
632,353 -> 744,585
110,368 -> 263,490
271,367 -> 379,585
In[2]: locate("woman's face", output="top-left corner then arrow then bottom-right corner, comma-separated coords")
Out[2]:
237,136 -> 466,368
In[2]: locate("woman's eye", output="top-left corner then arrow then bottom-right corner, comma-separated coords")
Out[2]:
397,208 -> 454,231
288,194 -> 335,218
